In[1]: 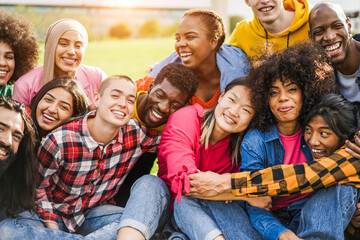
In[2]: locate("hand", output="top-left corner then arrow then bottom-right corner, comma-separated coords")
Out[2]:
246,196 -> 272,211
145,62 -> 158,74
44,222 -> 59,230
187,172 -> 232,197
345,132 -> 360,159
278,231 -> 303,240
351,202 -> 360,228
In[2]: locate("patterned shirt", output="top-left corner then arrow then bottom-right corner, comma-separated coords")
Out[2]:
232,147 -> 360,197
36,111 -> 160,232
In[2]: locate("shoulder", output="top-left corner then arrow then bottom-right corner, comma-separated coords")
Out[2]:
148,51 -> 182,78
15,66 -> 44,85
79,64 -> 106,78
169,104 -> 204,123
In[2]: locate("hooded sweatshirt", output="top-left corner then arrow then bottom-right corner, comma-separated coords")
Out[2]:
229,0 -> 310,59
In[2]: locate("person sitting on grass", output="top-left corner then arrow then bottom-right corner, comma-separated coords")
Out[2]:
0,75 -> 169,240
116,62 -> 199,207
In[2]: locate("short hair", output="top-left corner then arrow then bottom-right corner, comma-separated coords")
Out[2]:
182,9 -> 225,52
309,2 -> 347,30
200,77 -> 252,164
153,63 -> 199,102
305,94 -> 358,142
0,97 -> 36,217
0,9 -> 39,84
97,75 -> 136,96
248,42 -> 335,132
30,76 -> 90,139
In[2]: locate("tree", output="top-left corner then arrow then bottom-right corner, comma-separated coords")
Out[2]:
138,19 -> 160,38
109,22 -> 132,39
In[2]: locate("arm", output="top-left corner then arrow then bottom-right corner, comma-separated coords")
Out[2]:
36,135 -> 62,228
232,146 -> 360,197
158,106 -> 201,202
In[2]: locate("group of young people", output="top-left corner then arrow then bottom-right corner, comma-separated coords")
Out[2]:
1,0 -> 360,239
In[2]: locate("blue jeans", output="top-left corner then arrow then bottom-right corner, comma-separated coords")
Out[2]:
209,185 -> 360,240
173,197 -> 223,240
207,200 -> 264,240
0,175 -> 170,240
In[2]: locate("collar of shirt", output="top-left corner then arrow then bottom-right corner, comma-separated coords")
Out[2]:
79,111 -> 125,152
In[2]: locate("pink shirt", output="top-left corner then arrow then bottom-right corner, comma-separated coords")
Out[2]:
13,65 -> 107,107
158,104 -> 239,204
272,128 -> 311,210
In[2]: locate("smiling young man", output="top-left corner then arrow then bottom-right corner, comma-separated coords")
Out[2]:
309,2 -> 360,111
229,0 -> 310,59
116,63 -> 199,207
0,76 -> 170,240
0,97 -> 36,221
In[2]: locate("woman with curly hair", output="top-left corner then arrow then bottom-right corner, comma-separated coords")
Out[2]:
0,9 -> 39,97
214,43 -> 360,240
13,19 -> 107,107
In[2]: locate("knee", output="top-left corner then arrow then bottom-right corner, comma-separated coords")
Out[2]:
131,175 -> 170,199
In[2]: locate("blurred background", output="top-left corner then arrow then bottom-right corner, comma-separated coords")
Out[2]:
0,0 -> 359,79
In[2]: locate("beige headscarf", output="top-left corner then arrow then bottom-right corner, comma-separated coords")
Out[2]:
42,19 -> 88,86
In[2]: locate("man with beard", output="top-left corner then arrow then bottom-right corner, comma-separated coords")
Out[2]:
0,96 -> 36,220
308,3 -> 360,239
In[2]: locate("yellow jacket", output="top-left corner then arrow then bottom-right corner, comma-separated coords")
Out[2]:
229,0 -> 310,60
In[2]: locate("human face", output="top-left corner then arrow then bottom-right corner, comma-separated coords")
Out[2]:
95,78 -> 137,128
245,0 -> 283,25
175,16 -> 218,70
269,80 -> 302,124
141,78 -> 188,128
213,85 -> 255,139
309,5 -> 352,64
36,87 -> 74,132
0,42 -> 15,86
305,115 -> 343,159
54,30 -> 85,78
0,107 -> 24,160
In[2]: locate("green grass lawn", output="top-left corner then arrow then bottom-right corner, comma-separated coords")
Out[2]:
39,37 -> 175,79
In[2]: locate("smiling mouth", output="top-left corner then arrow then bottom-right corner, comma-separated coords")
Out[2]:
0,148 -> 9,158
223,114 -> 236,124
42,113 -> 57,122
324,42 -> 341,57
62,57 -> 77,64
259,6 -> 274,12
278,106 -> 293,112
311,148 -> 327,159
112,110 -> 125,118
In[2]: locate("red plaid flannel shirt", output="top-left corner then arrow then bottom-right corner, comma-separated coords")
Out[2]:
36,112 -> 160,232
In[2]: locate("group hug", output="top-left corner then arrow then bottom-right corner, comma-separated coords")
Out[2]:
1,0 -> 360,239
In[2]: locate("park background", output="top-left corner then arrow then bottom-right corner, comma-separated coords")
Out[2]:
0,0 -> 359,80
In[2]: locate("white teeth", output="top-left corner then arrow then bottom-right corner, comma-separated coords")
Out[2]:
260,7 -> 273,12
223,114 -> 235,124
63,58 -> 76,63
0,70 -> 7,74
180,53 -> 192,57
0,148 -> 8,156
43,113 -> 56,121
325,43 -> 340,52
312,149 -> 324,153
152,110 -> 162,119
113,111 -> 125,117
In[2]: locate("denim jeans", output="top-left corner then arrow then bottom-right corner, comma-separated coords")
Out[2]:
0,175 -> 170,240
208,185 -> 360,240
173,197 -> 223,240
207,200 -> 264,240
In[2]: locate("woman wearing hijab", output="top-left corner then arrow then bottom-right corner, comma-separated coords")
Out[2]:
13,19 -> 107,107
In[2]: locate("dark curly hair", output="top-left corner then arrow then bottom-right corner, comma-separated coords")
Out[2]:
154,62 -> 199,102
0,9 -> 39,84
182,9 -> 225,52
248,42 -> 335,132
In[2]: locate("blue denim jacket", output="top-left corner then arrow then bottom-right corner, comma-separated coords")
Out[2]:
240,125 -> 313,240
148,43 -> 250,92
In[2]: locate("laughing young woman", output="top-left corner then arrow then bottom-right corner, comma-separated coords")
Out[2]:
137,9 -> 249,109
30,77 -> 90,143
13,19 -> 106,107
